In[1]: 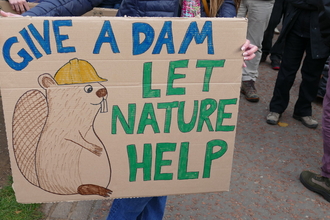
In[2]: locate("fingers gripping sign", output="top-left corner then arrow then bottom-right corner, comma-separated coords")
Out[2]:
0,10 -> 22,17
8,0 -> 30,14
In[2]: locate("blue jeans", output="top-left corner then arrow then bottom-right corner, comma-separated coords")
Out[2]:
107,196 -> 167,220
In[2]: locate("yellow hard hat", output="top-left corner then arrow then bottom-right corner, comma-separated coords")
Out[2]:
54,58 -> 107,85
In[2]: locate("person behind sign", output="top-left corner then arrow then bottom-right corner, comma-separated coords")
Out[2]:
97,0 -> 123,9
0,0 -> 257,219
260,0 -> 288,70
266,0 -> 330,128
299,0 -> 330,203
237,0 -> 274,102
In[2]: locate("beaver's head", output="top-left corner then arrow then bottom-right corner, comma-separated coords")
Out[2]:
38,73 -> 108,114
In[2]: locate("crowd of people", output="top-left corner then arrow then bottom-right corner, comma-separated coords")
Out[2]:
2,0 -> 330,219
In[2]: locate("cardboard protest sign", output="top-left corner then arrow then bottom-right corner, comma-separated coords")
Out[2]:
0,16 -> 247,203
0,1 -> 118,17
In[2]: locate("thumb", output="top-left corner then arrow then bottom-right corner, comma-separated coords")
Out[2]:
0,10 -> 22,17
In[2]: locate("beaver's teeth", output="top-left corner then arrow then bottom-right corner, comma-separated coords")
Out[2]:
100,99 -> 108,113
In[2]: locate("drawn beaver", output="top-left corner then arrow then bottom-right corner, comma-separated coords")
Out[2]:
12,58 -> 112,197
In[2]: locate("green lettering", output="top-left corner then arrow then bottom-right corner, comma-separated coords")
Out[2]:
196,59 -> 225,92
178,142 -> 199,180
137,103 -> 160,134
203,140 -> 227,178
127,144 -> 152,182
178,100 -> 198,133
197,98 -> 217,132
167,59 -> 188,96
157,101 -> 179,133
111,104 -> 136,134
154,143 -> 176,180
143,62 -> 160,98
216,99 -> 237,131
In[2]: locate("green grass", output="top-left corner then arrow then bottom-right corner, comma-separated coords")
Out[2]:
0,177 -> 44,220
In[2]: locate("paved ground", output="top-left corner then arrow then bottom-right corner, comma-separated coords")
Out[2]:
1,39 -> 330,220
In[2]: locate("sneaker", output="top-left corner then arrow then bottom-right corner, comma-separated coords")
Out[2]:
266,112 -> 281,125
271,59 -> 281,70
293,114 -> 318,128
241,80 -> 259,102
300,171 -> 330,202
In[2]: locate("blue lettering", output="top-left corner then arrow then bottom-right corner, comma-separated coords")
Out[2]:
179,21 -> 214,54
93,20 -> 120,54
132,23 -> 154,55
2,37 -> 33,71
52,20 -> 76,53
28,21 -> 51,55
20,28 -> 42,59
152,21 -> 174,54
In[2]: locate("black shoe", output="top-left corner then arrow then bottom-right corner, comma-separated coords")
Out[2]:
300,171 -> 330,202
260,53 -> 268,63
271,59 -> 281,70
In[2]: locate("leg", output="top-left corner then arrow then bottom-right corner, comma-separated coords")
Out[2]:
262,0 -> 284,58
240,0 -> 274,82
269,38 -> 284,62
322,68 -> 330,178
137,196 -> 167,220
293,47 -> 327,117
299,68 -> 330,202
107,196 -> 167,220
269,0 -> 288,65
269,32 -> 306,114
238,0 -> 274,102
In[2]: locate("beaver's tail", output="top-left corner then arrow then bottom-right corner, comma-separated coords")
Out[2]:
12,90 -> 48,187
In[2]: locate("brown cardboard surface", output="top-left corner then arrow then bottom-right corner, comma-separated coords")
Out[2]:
0,16 -> 247,203
0,1 -> 118,17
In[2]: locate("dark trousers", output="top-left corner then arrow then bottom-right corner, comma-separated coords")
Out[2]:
269,31 -> 328,116
322,68 -> 330,178
262,0 -> 286,61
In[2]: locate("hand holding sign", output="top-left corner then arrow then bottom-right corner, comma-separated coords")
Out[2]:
0,10 -> 22,17
241,39 -> 257,67
8,0 -> 29,14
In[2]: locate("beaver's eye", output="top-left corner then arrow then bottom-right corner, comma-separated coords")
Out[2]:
84,85 -> 93,93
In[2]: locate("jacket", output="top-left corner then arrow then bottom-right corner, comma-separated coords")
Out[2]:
98,0 -> 123,8
22,0 -> 103,16
312,0 -> 330,47
22,0 -> 237,18
276,0 -> 330,59
117,0 -> 236,17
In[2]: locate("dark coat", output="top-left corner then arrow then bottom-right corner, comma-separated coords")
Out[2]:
277,0 -> 330,59
22,0 -> 236,18
117,0 -> 236,17
117,0 -> 181,17
22,0 -> 103,16
316,0 -> 330,47
98,0 -> 123,8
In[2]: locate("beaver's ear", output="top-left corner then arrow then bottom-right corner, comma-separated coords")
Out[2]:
38,73 -> 58,89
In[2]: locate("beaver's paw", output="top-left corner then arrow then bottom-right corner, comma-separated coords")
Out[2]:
91,145 -> 103,156
78,184 -> 112,197
99,187 -> 113,197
